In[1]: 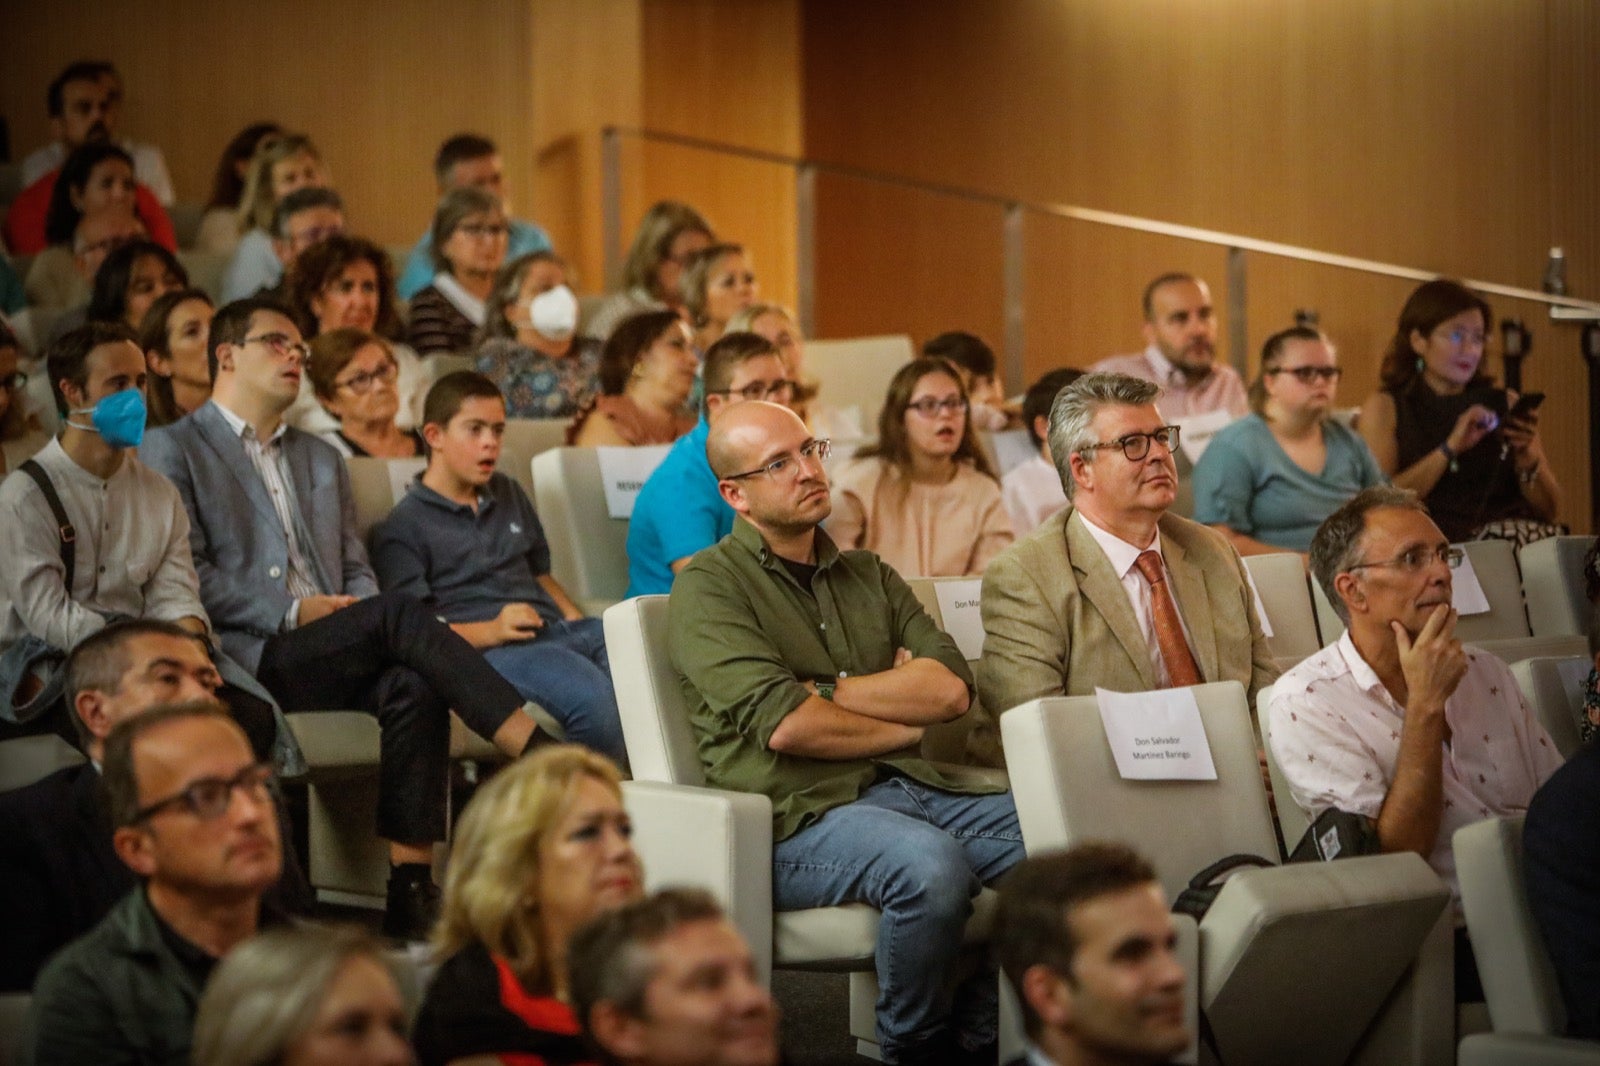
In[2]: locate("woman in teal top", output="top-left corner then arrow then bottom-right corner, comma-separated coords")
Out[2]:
1193,326 -> 1384,555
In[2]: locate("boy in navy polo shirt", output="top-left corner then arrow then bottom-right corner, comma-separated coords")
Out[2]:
370,372 -> 625,765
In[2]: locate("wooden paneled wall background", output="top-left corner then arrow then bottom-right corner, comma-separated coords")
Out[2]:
803,0 -> 1600,532
3,0 -> 1595,528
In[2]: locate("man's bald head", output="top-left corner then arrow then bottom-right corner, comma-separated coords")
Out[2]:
706,400 -> 805,480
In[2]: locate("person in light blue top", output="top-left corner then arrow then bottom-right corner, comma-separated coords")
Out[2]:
1193,326 -> 1384,555
625,332 -> 795,596
396,134 -> 551,299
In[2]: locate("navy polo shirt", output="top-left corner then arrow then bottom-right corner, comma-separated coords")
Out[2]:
370,472 -> 562,625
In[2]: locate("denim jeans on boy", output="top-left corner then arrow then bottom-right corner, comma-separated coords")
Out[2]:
482,617 -> 627,766
771,773 -> 1024,1059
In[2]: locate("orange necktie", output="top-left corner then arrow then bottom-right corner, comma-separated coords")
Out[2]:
1134,550 -> 1203,688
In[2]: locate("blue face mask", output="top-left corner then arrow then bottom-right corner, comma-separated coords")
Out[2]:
67,388 -> 147,449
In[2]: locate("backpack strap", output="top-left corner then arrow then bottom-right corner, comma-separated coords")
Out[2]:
19,459 -> 77,591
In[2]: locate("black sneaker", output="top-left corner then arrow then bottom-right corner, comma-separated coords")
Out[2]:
382,875 -> 442,941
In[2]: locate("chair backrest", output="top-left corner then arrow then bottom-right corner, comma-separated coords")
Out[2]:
1253,683 -> 1308,851
1518,536 -> 1592,639
603,595 -> 705,786
1509,655 -> 1589,759
168,202 -> 205,249
498,418 -> 569,503
0,991 -> 31,1066
803,334 -> 914,439
0,734 -> 85,792
345,455 -> 428,539
1314,539 -> 1531,645
175,250 -> 228,303
1242,553 -> 1322,666
532,447 -> 633,614
1454,816 -> 1566,1036
905,575 -> 990,765
1000,682 -> 1279,900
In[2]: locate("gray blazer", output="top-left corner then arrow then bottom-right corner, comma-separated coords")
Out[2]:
141,401 -> 378,672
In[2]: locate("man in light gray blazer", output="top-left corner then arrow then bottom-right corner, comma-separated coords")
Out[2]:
141,297 -> 542,939
977,373 -> 1276,756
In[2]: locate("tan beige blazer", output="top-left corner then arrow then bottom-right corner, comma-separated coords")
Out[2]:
977,507 -> 1278,727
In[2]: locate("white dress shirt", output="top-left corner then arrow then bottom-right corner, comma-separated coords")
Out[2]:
1077,511 -> 1199,687
1001,453 -> 1069,535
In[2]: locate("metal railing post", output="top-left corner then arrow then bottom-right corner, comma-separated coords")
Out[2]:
796,163 -> 817,338
1002,203 -> 1026,393
1226,246 -> 1248,376
601,126 -> 623,288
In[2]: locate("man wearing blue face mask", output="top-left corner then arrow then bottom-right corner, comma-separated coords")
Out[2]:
0,323 -> 211,731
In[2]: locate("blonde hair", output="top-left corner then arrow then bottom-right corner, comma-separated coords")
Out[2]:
192,925 -> 408,1066
237,133 -> 324,235
432,745 -> 625,988
726,302 -> 793,336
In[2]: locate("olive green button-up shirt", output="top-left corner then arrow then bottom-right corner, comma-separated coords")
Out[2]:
668,517 -> 1002,841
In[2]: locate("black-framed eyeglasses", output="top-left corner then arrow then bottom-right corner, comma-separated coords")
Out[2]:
906,397 -> 969,418
336,361 -> 399,395
130,762 -> 279,824
1267,366 -> 1343,383
1347,545 -> 1464,575
1081,426 -> 1181,462
0,371 -> 26,391
458,222 -> 510,239
725,437 -> 832,481
712,378 -> 795,402
244,332 -> 311,363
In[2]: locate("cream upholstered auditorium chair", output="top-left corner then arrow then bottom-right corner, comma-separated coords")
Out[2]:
1253,683 -> 1311,852
1242,552 -> 1324,671
497,418 -> 568,503
604,594 -> 1005,1060
1454,817 -> 1600,1065
1518,536 -> 1593,640
1510,655 -> 1589,759
532,447 -> 643,617
1002,682 -> 1456,1066
1313,539 -> 1587,665
802,334 -> 914,442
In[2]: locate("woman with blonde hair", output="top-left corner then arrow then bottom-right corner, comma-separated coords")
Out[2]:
413,745 -> 644,1066
192,925 -> 414,1066
682,242 -> 758,354
584,200 -> 713,341
222,132 -> 330,301
829,356 -> 1014,577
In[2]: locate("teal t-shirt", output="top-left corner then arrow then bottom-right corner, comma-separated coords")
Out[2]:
1192,413 -> 1384,551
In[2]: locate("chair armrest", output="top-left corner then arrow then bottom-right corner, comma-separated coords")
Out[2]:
621,780 -> 776,982
1458,1033 -> 1600,1065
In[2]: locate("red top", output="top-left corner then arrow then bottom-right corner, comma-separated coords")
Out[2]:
2,169 -> 176,256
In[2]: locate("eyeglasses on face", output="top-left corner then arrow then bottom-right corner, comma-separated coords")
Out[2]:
1267,366 -> 1343,383
1080,425 -> 1181,462
0,371 -> 27,391
906,397 -> 969,418
1347,545 -> 1464,574
458,222 -> 510,239
1435,328 -> 1488,348
336,361 -> 399,394
244,332 -> 311,363
725,437 -> 833,481
130,761 -> 279,824
713,378 -> 795,402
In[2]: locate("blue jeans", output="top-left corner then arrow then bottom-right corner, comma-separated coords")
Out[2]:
482,618 -> 627,767
771,775 -> 1023,1059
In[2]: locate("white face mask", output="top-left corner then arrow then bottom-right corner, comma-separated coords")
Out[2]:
528,284 -> 578,341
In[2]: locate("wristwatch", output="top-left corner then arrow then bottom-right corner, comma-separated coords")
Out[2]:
817,680 -> 837,702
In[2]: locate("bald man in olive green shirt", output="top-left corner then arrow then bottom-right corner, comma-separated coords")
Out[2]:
668,402 -> 1022,1064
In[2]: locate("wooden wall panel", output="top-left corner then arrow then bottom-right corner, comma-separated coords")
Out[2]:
631,0 -> 801,311
804,0 -> 1599,531
0,0 -> 537,247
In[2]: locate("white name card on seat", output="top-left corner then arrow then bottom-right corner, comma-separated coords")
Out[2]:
1242,565 -> 1274,639
1173,408 -> 1235,466
597,445 -> 672,518
387,457 -> 427,504
1450,548 -> 1491,615
1096,687 -> 1218,781
933,578 -> 986,660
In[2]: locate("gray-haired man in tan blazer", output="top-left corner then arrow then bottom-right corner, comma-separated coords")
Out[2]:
976,372 -> 1276,743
